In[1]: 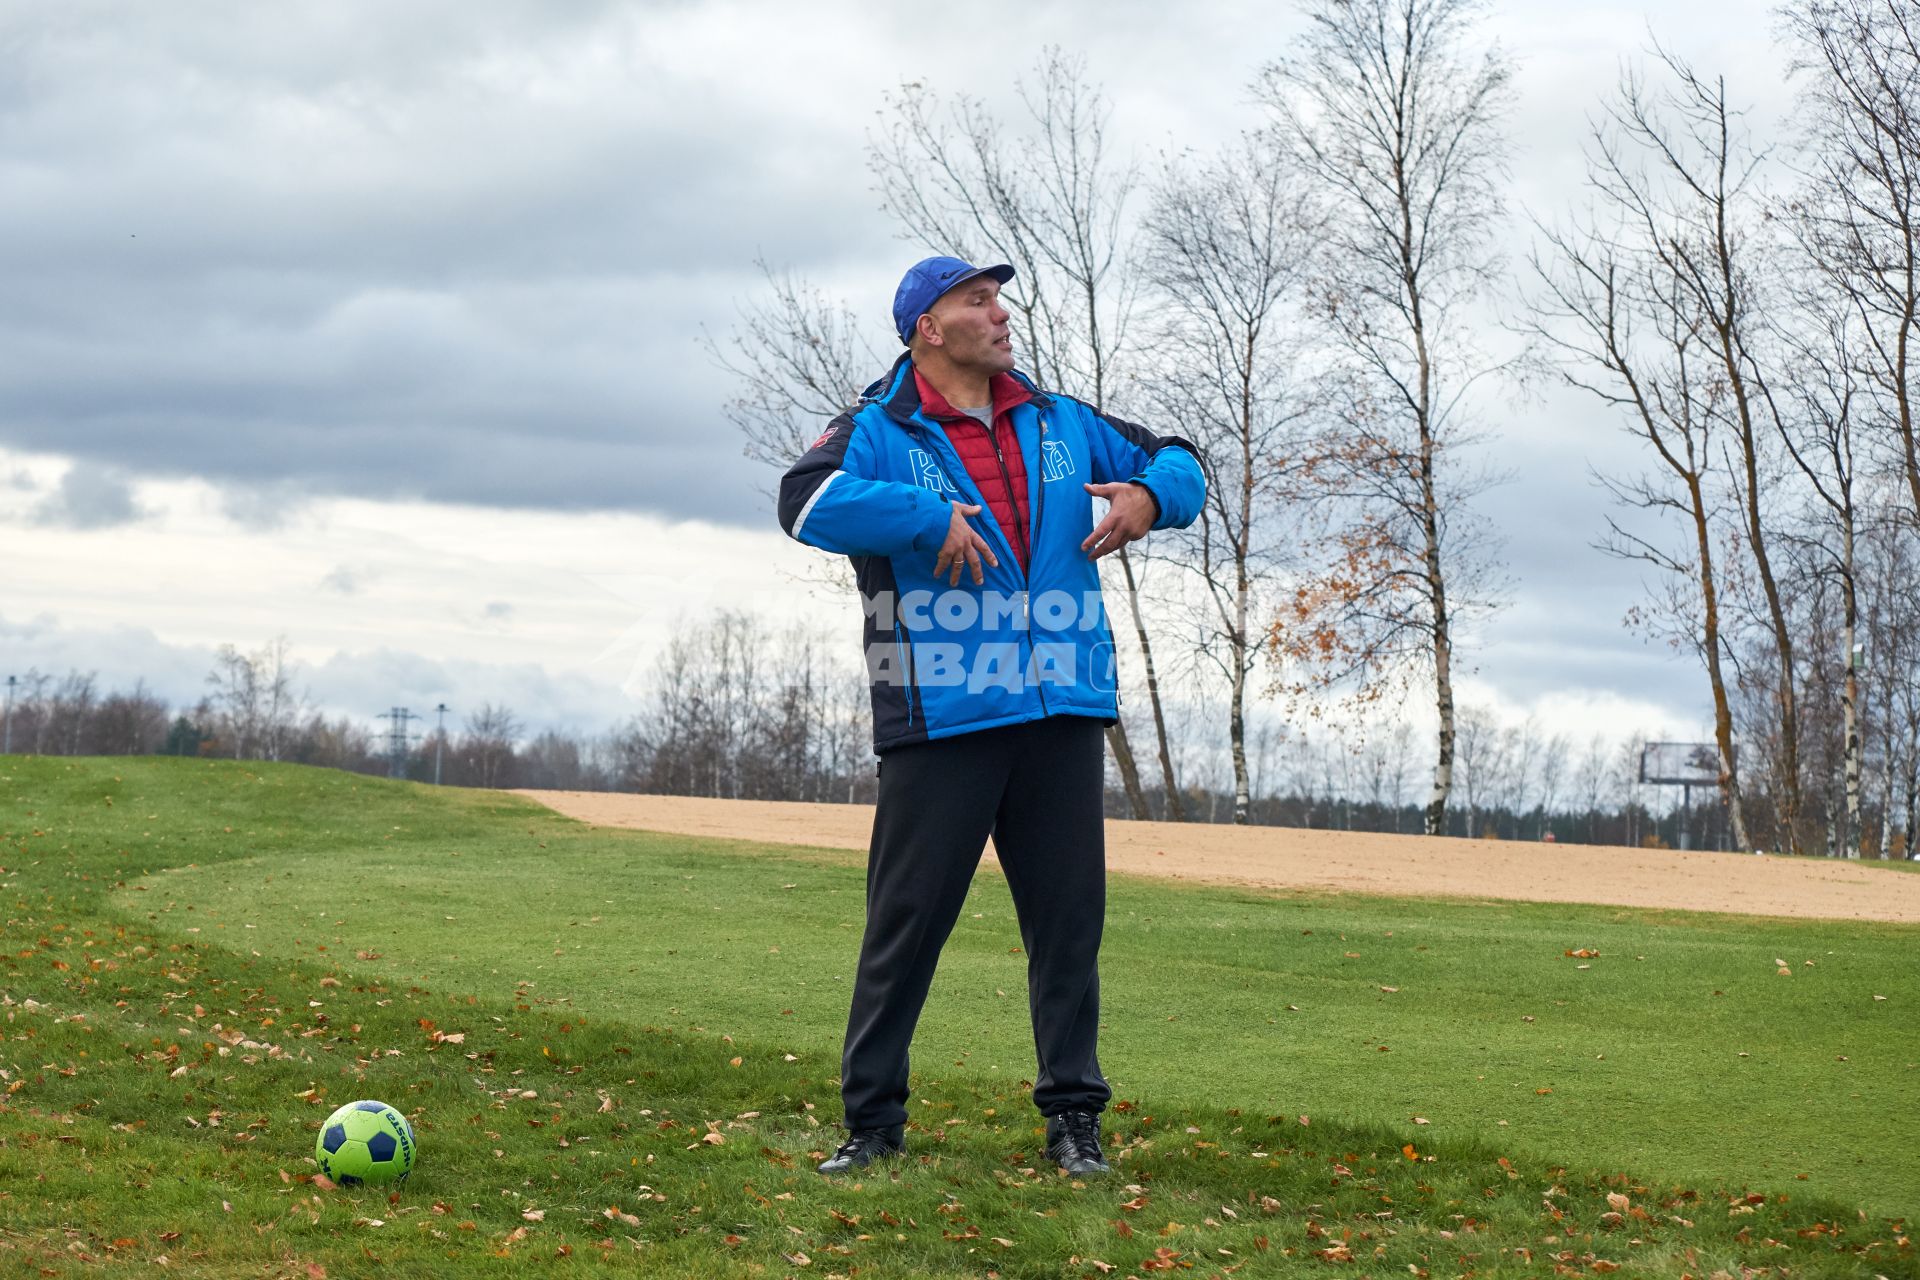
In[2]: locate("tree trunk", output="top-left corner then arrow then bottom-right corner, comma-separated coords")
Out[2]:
1907,753 -> 1919,859
1229,330 -> 1257,826
1688,472 -> 1752,852
1733,418 -> 1802,852
1842,519 -> 1861,859
1229,656 -> 1251,825
1114,545 -> 1186,820
1418,415 -> 1455,837
1880,759 -> 1894,859
1401,155 -> 1455,839
1711,155 -> 1802,853
1105,722 -> 1150,820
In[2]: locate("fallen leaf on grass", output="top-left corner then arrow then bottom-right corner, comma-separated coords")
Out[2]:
782,1251 -> 811,1266
521,1209 -> 545,1222
311,1175 -> 337,1191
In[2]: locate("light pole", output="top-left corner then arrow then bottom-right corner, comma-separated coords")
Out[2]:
434,703 -> 448,785
3,675 -> 14,755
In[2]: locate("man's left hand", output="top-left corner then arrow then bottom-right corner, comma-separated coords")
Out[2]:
1080,482 -> 1158,560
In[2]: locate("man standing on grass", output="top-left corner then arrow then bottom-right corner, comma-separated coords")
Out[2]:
776,257 -> 1204,1177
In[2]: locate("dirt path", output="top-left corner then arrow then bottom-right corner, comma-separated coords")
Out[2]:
514,791 -> 1920,924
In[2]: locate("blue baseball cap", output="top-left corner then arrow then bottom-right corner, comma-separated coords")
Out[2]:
892,256 -> 1015,345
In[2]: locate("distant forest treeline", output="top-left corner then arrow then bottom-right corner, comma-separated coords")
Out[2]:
6,614 -> 1907,858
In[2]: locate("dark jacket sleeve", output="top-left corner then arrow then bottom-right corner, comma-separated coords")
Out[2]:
777,413 -> 956,557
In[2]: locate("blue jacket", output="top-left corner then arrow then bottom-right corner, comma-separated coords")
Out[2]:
777,353 -> 1205,753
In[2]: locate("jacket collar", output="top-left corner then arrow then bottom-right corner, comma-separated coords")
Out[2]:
913,369 -> 1033,423
864,351 -> 1052,425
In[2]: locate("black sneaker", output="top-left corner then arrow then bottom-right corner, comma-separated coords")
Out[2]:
816,1126 -> 904,1175
1045,1110 -> 1111,1175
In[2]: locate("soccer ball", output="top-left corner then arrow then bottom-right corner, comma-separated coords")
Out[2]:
315,1099 -> 416,1186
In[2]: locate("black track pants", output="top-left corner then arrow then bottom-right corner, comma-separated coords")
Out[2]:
839,714 -> 1112,1131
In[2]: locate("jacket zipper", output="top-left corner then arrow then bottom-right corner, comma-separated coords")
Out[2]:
1029,416 -> 1049,716
990,429 -> 1031,569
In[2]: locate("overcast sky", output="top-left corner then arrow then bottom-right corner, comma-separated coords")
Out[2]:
0,0 -> 1804,755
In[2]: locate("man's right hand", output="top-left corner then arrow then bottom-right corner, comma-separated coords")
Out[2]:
933,502 -> 998,586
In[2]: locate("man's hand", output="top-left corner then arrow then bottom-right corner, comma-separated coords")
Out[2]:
1081,482 -> 1158,560
934,502 -> 999,585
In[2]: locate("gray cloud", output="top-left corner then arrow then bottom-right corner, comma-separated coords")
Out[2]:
0,1 -> 1804,740
33,462 -> 142,529
0,0 -> 905,527
0,1 -> 1803,533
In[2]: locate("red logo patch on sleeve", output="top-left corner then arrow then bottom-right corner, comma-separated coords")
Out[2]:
811,425 -> 837,450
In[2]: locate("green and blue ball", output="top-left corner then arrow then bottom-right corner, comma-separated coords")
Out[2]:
315,1099 -> 416,1186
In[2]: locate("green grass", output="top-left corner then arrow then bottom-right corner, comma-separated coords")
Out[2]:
2,757 -> 1914,1278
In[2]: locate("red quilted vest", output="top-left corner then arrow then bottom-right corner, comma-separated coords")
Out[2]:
915,370 -> 1034,571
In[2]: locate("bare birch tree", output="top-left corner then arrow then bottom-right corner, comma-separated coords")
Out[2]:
206,636 -> 300,762
1254,0 -> 1514,837
1772,265 -> 1870,853
705,261 -> 883,477
1862,516 -> 1920,853
1782,0 -> 1920,528
868,49 -> 1178,819
1616,53 -> 1805,851
460,703 -> 523,790
1139,133 -> 1322,822
1523,60 -> 1761,850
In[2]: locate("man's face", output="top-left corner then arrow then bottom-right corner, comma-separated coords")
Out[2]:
922,279 -> 1014,375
